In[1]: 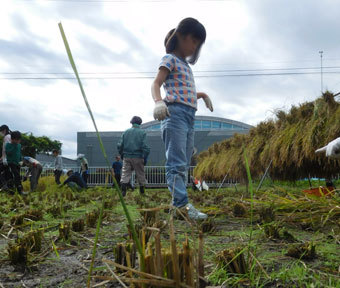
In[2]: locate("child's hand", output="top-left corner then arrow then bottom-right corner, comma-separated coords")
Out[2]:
197,92 -> 213,112
153,100 -> 170,121
203,95 -> 213,112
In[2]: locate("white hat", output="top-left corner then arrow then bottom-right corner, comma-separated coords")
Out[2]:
77,153 -> 85,159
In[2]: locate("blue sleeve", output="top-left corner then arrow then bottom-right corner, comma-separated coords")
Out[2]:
64,174 -> 75,185
159,54 -> 175,72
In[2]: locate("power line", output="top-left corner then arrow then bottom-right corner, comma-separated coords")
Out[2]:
17,0 -> 232,2
1,71 -> 340,80
1,66 -> 340,75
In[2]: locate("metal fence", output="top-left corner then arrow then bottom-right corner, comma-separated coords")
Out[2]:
22,166 -> 237,188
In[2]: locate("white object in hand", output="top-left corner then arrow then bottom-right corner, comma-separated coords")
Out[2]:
315,137 -> 340,159
153,100 -> 170,121
2,158 -> 7,166
203,96 -> 213,112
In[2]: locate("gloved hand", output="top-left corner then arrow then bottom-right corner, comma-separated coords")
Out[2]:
2,158 -> 7,166
19,161 -> 23,166
153,100 -> 170,121
202,95 -> 213,112
315,137 -> 340,159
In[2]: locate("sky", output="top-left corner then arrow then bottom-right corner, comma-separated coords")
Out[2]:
1,0 -> 340,158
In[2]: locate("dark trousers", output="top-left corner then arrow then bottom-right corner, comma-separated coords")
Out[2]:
30,164 -> 42,191
0,162 -> 11,187
81,171 -> 88,184
114,174 -> 121,187
8,163 -> 22,193
54,169 -> 62,184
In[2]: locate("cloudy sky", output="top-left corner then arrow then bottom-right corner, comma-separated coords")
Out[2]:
1,0 -> 340,158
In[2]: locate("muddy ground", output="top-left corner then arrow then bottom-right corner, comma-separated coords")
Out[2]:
0,179 -> 339,287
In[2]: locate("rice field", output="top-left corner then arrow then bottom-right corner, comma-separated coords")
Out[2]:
0,176 -> 339,287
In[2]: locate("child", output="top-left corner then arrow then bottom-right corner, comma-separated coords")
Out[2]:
117,116 -> 150,196
0,125 -> 12,189
111,155 -> 122,187
151,18 -> 213,220
22,156 -> 43,192
77,154 -> 89,184
53,149 -> 63,185
5,131 -> 23,194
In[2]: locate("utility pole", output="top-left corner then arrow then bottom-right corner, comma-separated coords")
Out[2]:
319,51 -> 323,93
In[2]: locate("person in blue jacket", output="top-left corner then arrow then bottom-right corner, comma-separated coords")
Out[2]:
117,116 -> 150,196
62,169 -> 87,191
111,155 -> 122,187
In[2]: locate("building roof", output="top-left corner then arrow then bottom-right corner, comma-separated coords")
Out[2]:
140,115 -> 253,131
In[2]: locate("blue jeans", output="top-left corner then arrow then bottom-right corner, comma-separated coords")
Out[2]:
161,103 -> 195,207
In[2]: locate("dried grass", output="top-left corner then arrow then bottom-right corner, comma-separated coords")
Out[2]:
195,92 -> 340,181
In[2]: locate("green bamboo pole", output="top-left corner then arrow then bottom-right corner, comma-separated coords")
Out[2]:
58,22 -> 145,284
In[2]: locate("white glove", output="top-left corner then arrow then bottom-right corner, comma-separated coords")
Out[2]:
315,137 -> 340,159
203,96 -> 213,112
2,158 -> 7,166
153,101 -> 170,121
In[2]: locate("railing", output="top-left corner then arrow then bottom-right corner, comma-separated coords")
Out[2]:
21,166 -> 237,188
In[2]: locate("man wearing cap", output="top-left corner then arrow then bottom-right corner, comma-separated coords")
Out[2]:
77,154 -> 89,184
117,116 -> 150,196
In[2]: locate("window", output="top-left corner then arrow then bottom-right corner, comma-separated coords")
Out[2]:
194,121 -> 201,130
202,121 -> 211,129
151,124 -> 161,130
211,121 -> 221,129
222,123 -> 232,129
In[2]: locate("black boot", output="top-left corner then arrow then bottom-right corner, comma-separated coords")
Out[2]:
139,185 -> 145,195
121,183 -> 127,197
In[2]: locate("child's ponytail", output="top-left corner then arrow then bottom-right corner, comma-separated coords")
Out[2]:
164,28 -> 177,53
163,18 -> 206,64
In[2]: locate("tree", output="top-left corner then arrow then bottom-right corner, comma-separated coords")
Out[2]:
21,133 -> 62,158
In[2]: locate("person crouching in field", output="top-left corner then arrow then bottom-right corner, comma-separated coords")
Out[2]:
117,116 -> 150,197
5,131 -> 23,195
61,170 -> 87,191
22,156 -> 43,192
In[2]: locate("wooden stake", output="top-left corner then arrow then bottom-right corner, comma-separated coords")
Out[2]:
198,232 -> 204,288
154,231 -> 164,277
169,215 -> 181,288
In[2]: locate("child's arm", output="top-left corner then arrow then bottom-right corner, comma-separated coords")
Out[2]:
151,67 -> 170,120
197,92 -> 213,112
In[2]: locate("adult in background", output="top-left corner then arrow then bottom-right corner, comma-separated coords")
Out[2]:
111,155 -> 122,187
61,169 -> 87,191
22,156 -> 43,192
53,149 -> 63,185
117,116 -> 150,196
0,124 -> 12,189
77,154 -> 89,184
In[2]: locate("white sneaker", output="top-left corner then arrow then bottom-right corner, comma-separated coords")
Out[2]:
182,203 -> 207,221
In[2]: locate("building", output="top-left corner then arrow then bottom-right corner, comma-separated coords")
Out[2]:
77,115 -> 252,166
36,154 -> 77,168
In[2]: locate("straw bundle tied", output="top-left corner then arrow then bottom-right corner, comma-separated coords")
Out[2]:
195,91 -> 340,181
